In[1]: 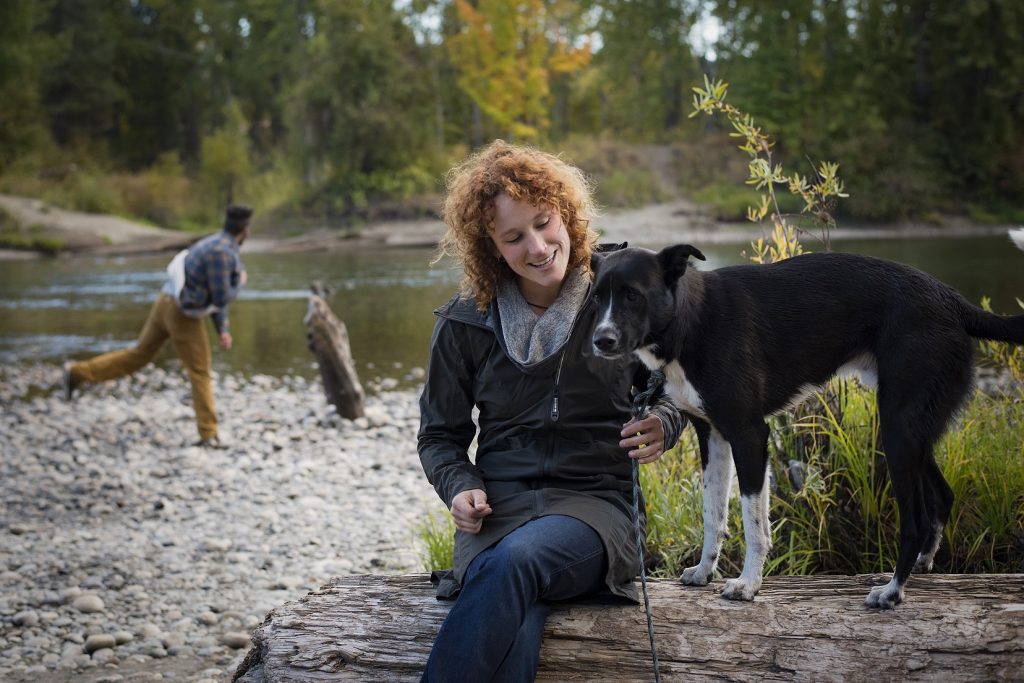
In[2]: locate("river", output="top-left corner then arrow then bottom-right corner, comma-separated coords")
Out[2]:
1,234 -> 1022,392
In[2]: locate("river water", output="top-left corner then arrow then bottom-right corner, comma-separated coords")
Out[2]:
1,235 -> 1022,391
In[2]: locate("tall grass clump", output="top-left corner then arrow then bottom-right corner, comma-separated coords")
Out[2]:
938,396 -> 1024,572
416,506 -> 455,572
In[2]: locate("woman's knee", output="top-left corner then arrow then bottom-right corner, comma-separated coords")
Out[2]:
480,517 -> 602,582
481,535 -> 539,578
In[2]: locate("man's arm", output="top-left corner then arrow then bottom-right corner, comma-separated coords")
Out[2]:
205,248 -> 242,336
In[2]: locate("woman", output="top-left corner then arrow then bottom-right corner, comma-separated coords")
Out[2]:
418,140 -> 684,681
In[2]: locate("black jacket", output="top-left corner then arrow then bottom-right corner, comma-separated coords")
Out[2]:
418,278 -> 684,601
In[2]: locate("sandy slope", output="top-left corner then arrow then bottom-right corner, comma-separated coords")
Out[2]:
0,194 -> 194,258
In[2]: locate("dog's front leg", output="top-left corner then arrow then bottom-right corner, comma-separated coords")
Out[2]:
681,428 -> 732,587
721,427 -> 772,601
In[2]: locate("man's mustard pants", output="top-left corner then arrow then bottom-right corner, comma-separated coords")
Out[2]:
69,293 -> 217,440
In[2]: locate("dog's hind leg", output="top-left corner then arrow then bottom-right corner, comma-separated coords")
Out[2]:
680,422 -> 732,587
722,422 -> 772,602
914,459 -> 954,573
867,342 -> 970,608
865,439 -> 929,609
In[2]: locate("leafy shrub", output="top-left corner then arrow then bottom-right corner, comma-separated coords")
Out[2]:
692,181 -> 802,222
114,152 -> 191,228
559,136 -> 671,208
43,171 -> 124,215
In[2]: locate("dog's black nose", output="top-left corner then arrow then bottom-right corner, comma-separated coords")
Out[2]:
593,334 -> 618,353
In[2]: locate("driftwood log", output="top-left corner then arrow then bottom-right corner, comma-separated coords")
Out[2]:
233,573 -> 1024,682
304,281 -> 365,419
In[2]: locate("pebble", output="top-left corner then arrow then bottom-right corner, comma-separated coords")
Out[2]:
0,364 -> 442,679
12,610 -> 39,627
72,594 -> 105,613
84,634 -> 117,654
196,612 -> 218,626
219,632 -> 251,649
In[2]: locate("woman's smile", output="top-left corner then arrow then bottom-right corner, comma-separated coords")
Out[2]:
530,250 -> 557,268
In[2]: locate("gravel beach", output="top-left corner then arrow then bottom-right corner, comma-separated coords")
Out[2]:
0,364 -> 443,682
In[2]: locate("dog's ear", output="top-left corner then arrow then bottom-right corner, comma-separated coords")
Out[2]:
591,241 -> 628,273
658,244 -> 705,289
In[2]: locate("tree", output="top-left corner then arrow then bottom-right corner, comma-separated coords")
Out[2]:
201,101 -> 252,206
709,0 -> 1024,219
447,0 -> 591,141
0,0 -> 52,169
283,0 -> 438,214
592,0 -> 702,138
39,0 -> 127,154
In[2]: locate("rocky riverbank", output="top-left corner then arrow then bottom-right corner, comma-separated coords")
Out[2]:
0,364 -> 443,682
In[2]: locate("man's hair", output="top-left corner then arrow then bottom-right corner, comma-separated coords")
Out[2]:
224,205 -> 253,235
439,140 -> 598,311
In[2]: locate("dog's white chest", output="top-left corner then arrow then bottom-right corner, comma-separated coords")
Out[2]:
636,347 -> 707,419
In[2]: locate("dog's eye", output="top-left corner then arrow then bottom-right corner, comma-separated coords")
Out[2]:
624,289 -> 641,303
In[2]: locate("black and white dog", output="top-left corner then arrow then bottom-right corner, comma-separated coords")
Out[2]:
591,230 -> 1024,608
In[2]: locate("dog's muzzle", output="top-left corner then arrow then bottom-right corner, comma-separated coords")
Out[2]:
592,323 -> 622,358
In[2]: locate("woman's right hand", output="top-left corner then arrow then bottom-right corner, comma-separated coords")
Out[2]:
450,489 -> 492,534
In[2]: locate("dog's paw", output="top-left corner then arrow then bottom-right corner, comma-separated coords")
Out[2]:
864,580 -> 904,609
680,565 -> 713,586
721,578 -> 758,601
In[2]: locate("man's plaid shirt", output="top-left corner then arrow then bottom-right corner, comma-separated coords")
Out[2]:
178,230 -> 245,334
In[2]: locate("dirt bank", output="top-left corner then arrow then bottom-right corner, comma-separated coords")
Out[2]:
0,194 -> 194,258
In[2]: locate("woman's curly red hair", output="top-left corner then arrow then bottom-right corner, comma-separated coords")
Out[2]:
439,140 -> 599,311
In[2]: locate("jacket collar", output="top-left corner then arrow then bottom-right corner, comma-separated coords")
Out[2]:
433,285 -> 595,377
434,294 -> 494,331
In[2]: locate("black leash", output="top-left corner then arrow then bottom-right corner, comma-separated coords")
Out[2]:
630,367 -> 665,683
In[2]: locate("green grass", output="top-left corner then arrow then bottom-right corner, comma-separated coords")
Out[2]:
415,506 -> 455,572
0,207 -> 64,253
0,232 -> 65,253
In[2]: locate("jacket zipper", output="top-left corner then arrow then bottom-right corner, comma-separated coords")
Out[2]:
550,295 -> 592,423
550,349 -> 566,422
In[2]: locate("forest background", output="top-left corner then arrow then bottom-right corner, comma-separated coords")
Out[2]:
1,0 -> 1022,236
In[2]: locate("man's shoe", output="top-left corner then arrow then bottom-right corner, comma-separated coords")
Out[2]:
194,436 -> 227,449
61,362 -> 77,402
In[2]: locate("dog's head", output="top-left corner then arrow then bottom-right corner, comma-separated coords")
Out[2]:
589,244 -> 706,359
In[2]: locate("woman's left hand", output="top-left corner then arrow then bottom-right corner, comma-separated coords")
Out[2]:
620,414 -> 665,464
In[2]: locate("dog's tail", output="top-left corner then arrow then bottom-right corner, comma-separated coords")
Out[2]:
962,228 -> 1024,344
964,308 -> 1024,344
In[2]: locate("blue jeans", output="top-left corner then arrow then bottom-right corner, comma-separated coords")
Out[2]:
421,514 -> 608,682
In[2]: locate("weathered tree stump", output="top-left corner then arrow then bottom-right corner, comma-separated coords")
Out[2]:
233,573 -> 1024,682
305,281 -> 365,419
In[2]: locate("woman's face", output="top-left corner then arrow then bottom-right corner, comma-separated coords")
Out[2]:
490,192 -> 571,305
